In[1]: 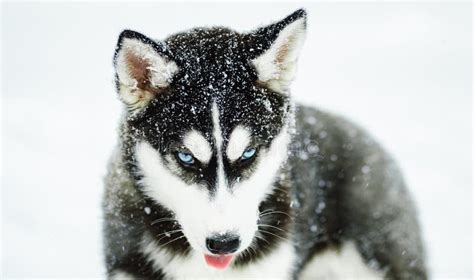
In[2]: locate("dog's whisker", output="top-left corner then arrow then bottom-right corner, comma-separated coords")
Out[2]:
272,186 -> 289,193
259,211 -> 293,219
242,245 -> 253,261
158,235 -> 187,249
258,223 -> 289,234
254,234 -> 271,245
259,208 -> 275,215
259,210 -> 290,216
248,242 -> 258,258
155,229 -> 183,240
258,229 -> 289,242
150,217 -> 177,226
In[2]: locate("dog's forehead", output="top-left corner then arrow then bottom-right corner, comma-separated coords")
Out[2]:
172,98 -> 254,145
139,94 -> 251,145
166,27 -> 255,88
138,87 -> 287,150
134,28 -> 290,151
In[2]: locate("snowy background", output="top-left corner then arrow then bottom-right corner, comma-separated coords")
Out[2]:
1,2 -> 472,279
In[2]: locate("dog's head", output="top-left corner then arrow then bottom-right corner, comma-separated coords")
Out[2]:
113,9 -> 306,268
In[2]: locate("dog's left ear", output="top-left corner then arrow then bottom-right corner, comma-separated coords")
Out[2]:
114,30 -> 179,112
249,9 -> 307,94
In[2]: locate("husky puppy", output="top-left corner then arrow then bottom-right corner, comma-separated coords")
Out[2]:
103,9 -> 427,279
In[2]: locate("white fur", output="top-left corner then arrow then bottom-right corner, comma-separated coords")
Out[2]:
135,92 -> 292,273
226,125 -> 251,161
115,37 -> 179,110
135,125 -> 291,258
252,18 -> 306,94
141,232 -> 296,279
212,102 -> 227,195
183,130 -> 213,163
212,102 -> 224,152
110,270 -> 136,280
299,241 -> 384,280
136,141 -> 208,251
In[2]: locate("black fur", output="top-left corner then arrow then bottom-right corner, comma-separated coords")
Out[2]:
104,8 -> 427,279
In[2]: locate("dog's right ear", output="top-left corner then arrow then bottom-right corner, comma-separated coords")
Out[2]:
114,30 -> 179,111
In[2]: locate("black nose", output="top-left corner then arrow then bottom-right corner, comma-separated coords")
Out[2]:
206,233 -> 241,254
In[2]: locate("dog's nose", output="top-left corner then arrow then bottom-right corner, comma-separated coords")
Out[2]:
206,233 -> 241,254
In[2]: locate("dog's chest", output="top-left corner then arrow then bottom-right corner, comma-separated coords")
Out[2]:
146,241 -> 296,279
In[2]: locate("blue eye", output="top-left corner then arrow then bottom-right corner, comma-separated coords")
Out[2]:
241,147 -> 256,160
177,152 -> 195,165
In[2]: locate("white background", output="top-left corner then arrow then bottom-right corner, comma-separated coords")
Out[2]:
1,2 -> 472,278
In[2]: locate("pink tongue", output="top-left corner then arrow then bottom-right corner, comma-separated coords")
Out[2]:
204,255 -> 234,269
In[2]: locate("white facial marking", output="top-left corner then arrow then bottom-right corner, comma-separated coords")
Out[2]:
135,140 -> 260,255
183,130 -> 212,163
135,141 -> 207,214
232,125 -> 291,202
227,126 -> 251,161
135,111 -> 292,259
212,102 -> 227,192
